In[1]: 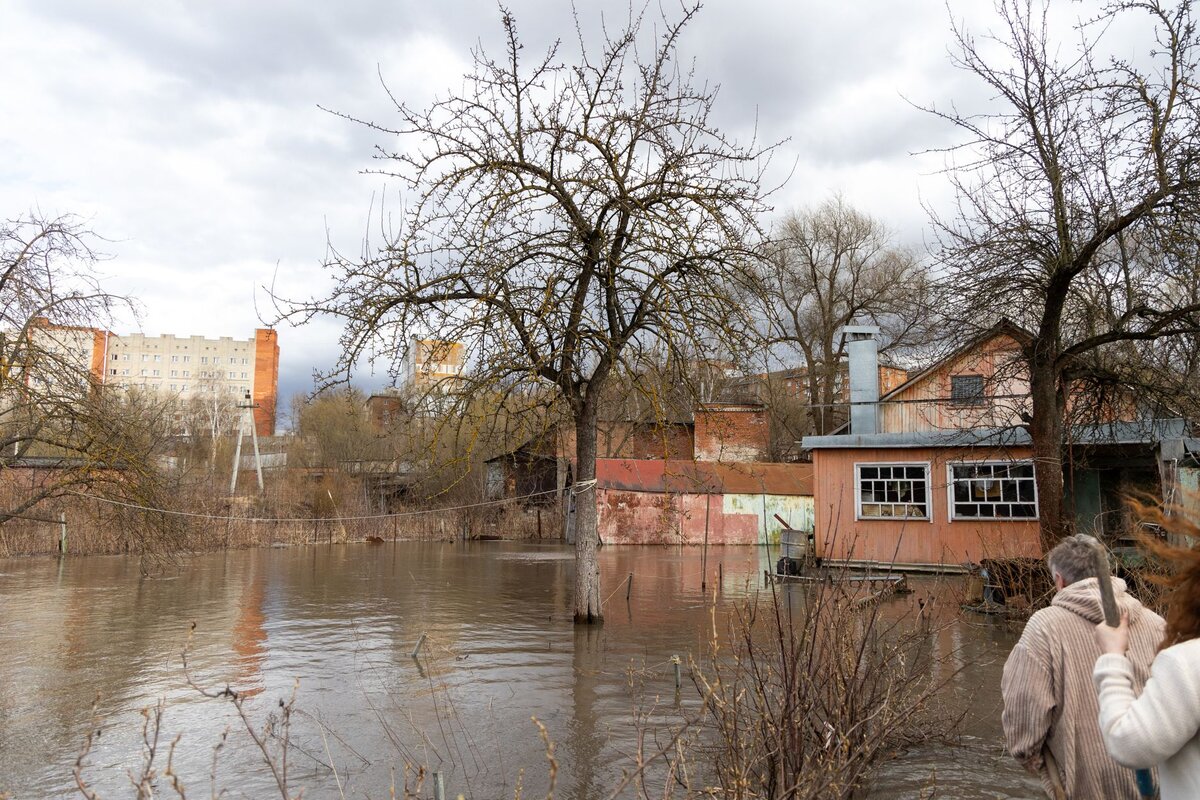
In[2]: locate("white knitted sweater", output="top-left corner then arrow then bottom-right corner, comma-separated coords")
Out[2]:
1094,637 -> 1200,800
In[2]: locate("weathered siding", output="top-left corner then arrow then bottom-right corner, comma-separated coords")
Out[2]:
1180,467 -> 1200,536
598,489 -> 814,546
811,446 -> 1042,567
881,334 -> 1028,434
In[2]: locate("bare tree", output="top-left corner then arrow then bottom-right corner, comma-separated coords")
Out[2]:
293,386 -> 387,468
758,198 -> 933,435
929,0 -> 1200,546
284,5 -> 776,621
0,212 -> 170,534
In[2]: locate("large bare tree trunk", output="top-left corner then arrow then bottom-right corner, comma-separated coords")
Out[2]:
1029,354 -> 1069,550
573,398 -> 603,624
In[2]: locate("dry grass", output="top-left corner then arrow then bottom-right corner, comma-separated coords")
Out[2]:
683,577 -> 963,799
0,467 -> 558,560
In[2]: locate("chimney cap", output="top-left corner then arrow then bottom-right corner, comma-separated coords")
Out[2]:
841,325 -> 880,337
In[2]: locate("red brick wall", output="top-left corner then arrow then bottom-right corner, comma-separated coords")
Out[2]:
90,330 -> 111,383
694,404 -> 769,462
366,395 -> 405,430
252,329 -> 279,436
606,423 -> 694,459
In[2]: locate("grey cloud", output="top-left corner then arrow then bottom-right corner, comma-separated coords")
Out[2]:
6,0 -> 1015,399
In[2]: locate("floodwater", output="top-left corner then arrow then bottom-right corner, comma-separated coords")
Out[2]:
0,542 -> 1041,798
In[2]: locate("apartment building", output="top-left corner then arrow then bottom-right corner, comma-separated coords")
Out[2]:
402,336 -> 464,391
30,319 -> 279,436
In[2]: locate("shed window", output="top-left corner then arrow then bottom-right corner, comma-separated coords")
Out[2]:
949,462 -> 1037,519
856,463 -> 929,520
950,374 -> 985,405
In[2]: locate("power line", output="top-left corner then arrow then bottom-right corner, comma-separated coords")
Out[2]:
67,487 -> 560,524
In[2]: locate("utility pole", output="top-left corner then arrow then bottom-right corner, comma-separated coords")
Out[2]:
229,390 -> 264,495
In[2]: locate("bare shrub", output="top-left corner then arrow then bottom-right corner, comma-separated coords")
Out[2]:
689,578 -> 961,799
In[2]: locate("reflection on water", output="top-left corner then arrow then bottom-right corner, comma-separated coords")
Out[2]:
0,543 -> 1041,798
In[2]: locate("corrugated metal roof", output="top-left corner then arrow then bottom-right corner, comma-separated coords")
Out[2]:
596,459 -> 813,496
803,418 -> 1187,450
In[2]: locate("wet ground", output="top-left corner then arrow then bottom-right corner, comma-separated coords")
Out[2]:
0,542 -> 1041,798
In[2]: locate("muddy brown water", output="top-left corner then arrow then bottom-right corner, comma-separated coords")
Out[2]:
0,542 -> 1041,798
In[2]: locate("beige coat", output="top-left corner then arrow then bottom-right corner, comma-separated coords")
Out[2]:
1001,577 -> 1164,799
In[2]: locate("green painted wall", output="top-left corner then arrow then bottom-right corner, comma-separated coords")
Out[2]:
723,493 -> 815,546
1069,469 -> 1103,535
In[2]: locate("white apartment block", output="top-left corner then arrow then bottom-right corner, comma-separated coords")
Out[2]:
105,333 -> 256,399
28,319 -> 281,436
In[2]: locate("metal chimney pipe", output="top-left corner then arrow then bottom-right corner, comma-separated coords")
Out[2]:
843,325 -> 881,435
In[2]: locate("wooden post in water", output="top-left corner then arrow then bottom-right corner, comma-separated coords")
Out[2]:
626,572 -> 633,602
58,512 -> 66,555
701,493 -> 711,592
718,561 -> 723,591
671,654 -> 682,689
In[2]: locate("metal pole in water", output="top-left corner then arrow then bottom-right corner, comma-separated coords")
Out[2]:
671,654 -> 682,690
411,632 -> 427,660
58,512 -> 66,555
433,771 -> 445,800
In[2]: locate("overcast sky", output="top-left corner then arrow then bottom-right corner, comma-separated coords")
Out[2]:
1,0 -> 1034,415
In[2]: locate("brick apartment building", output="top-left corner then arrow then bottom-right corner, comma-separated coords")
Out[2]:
30,319 -> 280,436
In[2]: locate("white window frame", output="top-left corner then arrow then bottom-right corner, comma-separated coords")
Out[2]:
855,461 -> 932,522
946,460 -> 1039,522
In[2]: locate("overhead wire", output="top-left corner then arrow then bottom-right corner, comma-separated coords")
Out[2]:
66,487 -> 562,523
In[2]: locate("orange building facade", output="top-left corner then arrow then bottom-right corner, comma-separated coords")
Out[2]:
803,322 -> 1185,569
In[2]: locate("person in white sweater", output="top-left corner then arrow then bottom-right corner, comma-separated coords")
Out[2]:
1094,523 -> 1200,800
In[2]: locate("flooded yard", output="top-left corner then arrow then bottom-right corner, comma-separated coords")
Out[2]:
0,542 -> 1040,798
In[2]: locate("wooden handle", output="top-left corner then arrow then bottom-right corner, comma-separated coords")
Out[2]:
1043,747 -> 1068,800
1092,541 -> 1121,627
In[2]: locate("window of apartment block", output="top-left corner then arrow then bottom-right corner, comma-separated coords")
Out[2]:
201,356 -> 208,364
111,354 -> 118,361
154,355 -> 161,362
141,354 -> 148,362
183,371 -> 190,378
182,355 -> 190,363
140,369 -> 147,376
171,355 -> 178,362
110,369 -> 117,375
950,374 -> 985,405
170,384 -> 176,391
170,370 -> 177,377
122,369 -> 129,375
242,358 -> 249,365
122,354 -> 130,361
856,463 -> 930,520
241,372 -> 248,379
949,462 -> 1037,519
152,370 -> 160,377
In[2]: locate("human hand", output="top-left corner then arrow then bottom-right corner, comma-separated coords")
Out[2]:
1095,610 -> 1130,655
